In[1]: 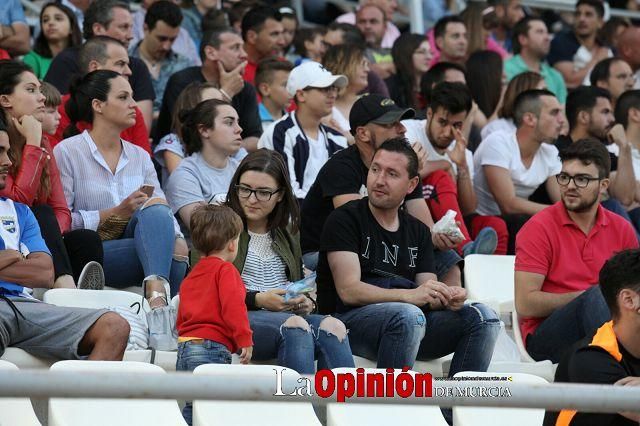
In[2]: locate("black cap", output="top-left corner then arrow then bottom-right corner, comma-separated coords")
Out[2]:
349,94 -> 415,134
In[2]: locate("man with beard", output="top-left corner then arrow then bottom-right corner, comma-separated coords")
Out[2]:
473,89 -> 564,253
489,0 -> 525,53
515,139 -> 638,363
505,17 -> 567,104
557,86 -> 636,212
548,0 -> 611,89
403,82 -> 507,255
355,4 -> 394,79
316,137 -> 500,379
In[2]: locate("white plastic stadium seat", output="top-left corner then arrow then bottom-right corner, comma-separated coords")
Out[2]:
464,255 -> 516,315
327,368 -> 448,426
48,361 -> 186,426
353,354 -> 453,377
0,347 -> 54,369
452,371 -> 548,426
193,364 -> 321,426
511,310 -> 537,363
43,288 -> 150,312
0,360 -> 42,426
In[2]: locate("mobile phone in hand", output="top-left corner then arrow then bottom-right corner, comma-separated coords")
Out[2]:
140,184 -> 154,197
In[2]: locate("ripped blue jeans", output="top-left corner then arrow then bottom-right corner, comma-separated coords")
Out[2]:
336,301 -> 500,377
248,311 -> 355,374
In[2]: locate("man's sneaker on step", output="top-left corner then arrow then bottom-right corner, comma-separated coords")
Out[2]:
462,227 -> 498,257
78,261 -> 105,290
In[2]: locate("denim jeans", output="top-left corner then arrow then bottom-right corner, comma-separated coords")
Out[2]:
176,339 -> 232,425
336,301 -> 500,376
526,285 -> 611,363
249,310 -> 354,374
102,204 -> 187,297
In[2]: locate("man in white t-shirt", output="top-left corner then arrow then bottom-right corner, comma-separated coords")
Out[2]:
614,89 -> 640,231
259,61 -> 348,200
473,89 -> 564,253
404,82 -> 507,255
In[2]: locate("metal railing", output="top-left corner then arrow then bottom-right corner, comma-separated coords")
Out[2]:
1,369 -> 639,413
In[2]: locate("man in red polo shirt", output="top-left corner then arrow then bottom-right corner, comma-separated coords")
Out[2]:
49,36 -> 151,154
515,138 -> 638,363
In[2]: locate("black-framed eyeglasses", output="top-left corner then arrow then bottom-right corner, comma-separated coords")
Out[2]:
556,172 -> 602,188
235,185 -> 281,201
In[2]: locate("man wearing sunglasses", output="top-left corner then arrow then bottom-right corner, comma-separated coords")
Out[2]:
515,138 -> 638,364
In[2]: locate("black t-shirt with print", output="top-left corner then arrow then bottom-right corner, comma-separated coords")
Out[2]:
301,145 -> 423,254
316,198 -> 434,314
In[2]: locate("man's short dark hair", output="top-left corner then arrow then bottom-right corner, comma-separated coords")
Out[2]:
199,28 -> 237,62
429,82 -> 472,115
241,6 -> 281,41
559,137 -> 611,178
590,58 -> 620,87
145,0 -> 183,30
326,22 -> 365,46
565,86 -> 611,131
83,0 -> 130,40
420,62 -> 466,105
434,15 -> 465,40
512,16 -> 545,55
375,137 -> 419,179
599,249 -> 640,319
615,89 -> 640,128
576,0 -> 605,18
78,36 -> 125,74
512,89 -> 555,127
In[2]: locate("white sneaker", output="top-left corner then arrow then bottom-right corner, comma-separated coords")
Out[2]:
78,261 -> 105,290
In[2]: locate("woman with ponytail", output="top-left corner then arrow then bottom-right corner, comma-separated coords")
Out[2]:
0,59 -> 104,290
164,99 -> 246,233
154,82 -> 225,184
54,70 -> 188,304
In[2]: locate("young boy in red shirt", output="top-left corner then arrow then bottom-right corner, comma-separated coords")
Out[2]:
176,204 -> 253,425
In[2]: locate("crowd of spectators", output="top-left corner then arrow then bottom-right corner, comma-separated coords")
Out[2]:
1,0 -> 640,424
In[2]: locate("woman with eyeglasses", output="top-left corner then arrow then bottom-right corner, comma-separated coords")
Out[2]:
226,149 -> 354,374
165,99 -> 247,234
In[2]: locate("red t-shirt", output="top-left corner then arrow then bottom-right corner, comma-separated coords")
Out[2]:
177,256 -> 253,353
49,94 -> 151,154
515,202 -> 638,341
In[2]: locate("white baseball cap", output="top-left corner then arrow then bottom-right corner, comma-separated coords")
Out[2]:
286,61 -> 349,97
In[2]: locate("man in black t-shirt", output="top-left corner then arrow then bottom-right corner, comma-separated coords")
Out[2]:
316,138 -> 500,377
301,94 -> 463,281
544,249 -> 640,426
155,29 -> 262,150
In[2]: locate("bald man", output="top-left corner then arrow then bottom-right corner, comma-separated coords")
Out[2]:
617,26 -> 640,89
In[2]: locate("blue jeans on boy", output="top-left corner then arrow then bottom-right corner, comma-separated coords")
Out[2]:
176,339 -> 232,425
249,311 -> 355,374
102,204 -> 188,297
526,285 -> 611,363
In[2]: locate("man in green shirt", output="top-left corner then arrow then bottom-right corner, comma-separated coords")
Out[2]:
505,16 -> 567,104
